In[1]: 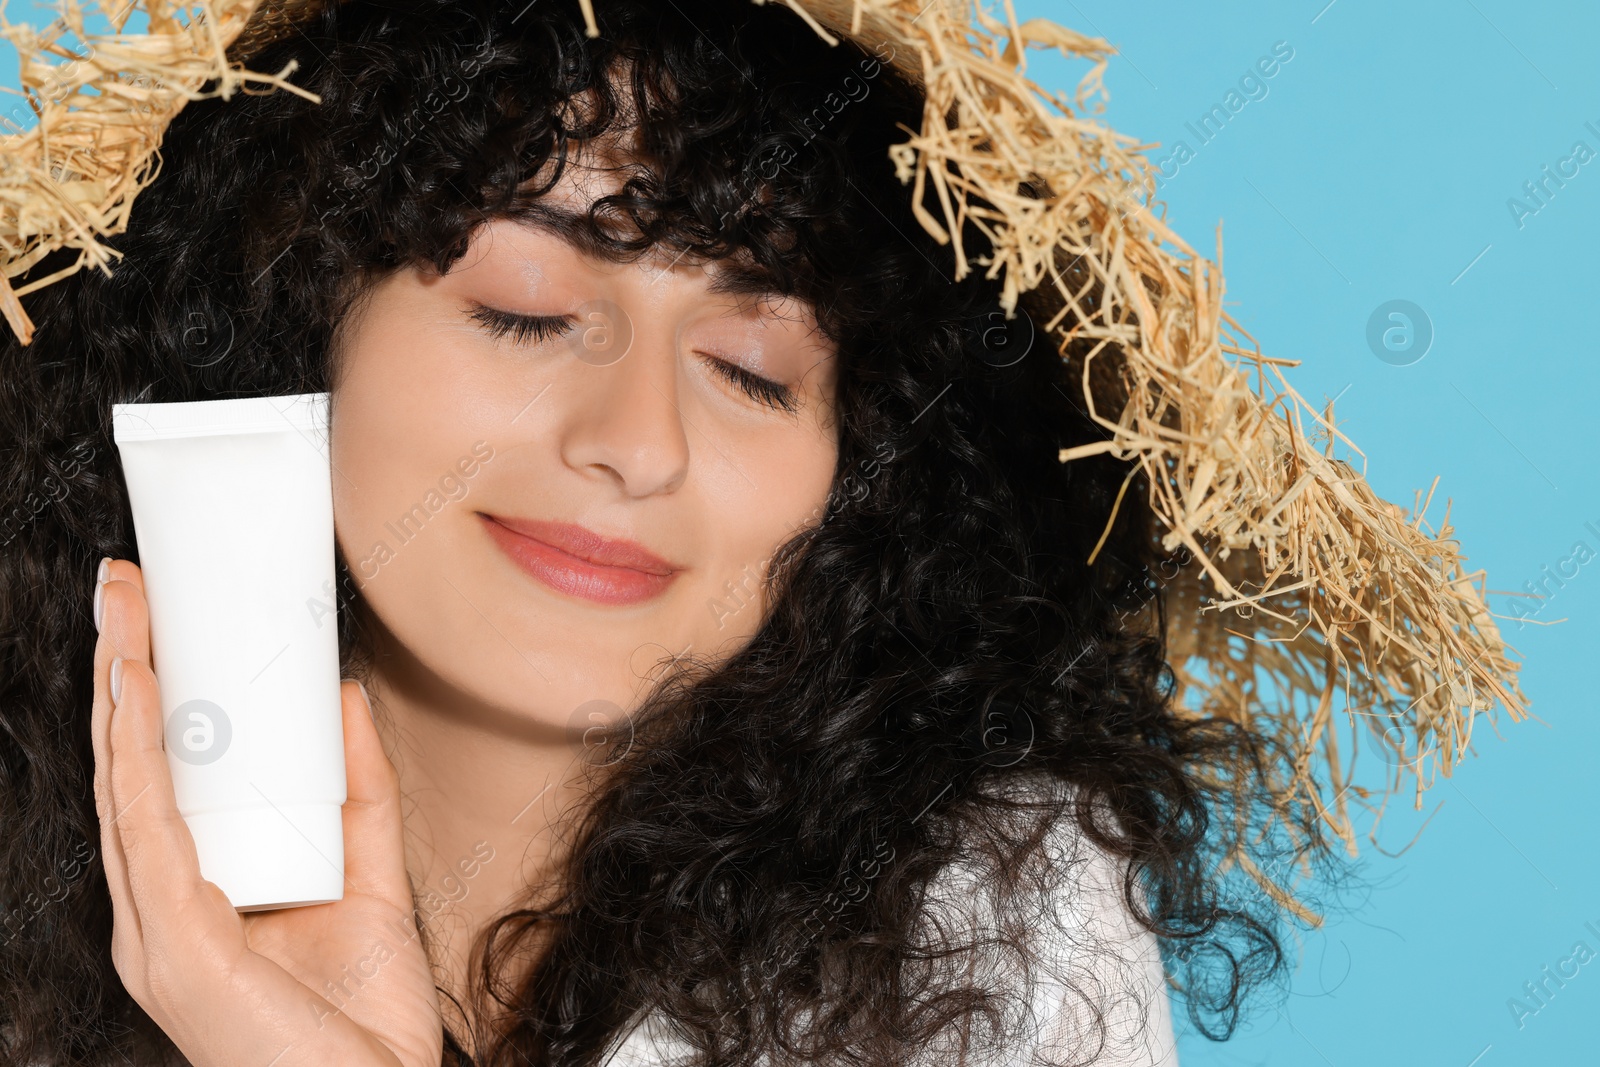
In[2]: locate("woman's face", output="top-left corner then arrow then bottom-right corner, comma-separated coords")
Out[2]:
329,157 -> 839,742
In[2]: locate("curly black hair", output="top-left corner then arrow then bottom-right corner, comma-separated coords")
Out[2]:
0,0 -> 1344,1063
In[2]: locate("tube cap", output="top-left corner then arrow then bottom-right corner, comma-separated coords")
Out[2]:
182,802 -> 345,912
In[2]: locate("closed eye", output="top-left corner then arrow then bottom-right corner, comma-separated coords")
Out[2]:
467,303 -> 575,345
701,355 -> 799,413
467,301 -> 799,413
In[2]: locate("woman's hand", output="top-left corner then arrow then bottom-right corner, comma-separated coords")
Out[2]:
90,558 -> 445,1067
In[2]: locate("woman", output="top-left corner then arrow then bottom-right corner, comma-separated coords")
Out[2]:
1,0 -> 1326,1063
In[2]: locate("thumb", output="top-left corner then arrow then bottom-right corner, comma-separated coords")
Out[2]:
338,678 -> 413,914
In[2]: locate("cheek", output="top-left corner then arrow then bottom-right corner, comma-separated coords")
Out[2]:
691,420 -> 837,638
766,432 -> 837,538
330,319 -> 494,586
743,409 -> 838,542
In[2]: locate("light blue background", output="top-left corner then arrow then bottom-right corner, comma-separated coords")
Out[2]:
1012,1 -> 1600,1064
2,1 -> 1594,1063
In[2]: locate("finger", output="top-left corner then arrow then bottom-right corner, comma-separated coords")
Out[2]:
338,679 -> 415,914
100,557 -> 145,596
91,568 -> 147,956
107,655 -> 246,980
97,568 -> 150,672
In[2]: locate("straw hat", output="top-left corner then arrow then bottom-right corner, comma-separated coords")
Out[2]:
0,0 -> 1529,923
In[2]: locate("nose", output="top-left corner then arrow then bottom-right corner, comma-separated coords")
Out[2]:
557,303 -> 690,497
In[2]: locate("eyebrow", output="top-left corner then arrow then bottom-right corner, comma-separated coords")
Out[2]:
495,203 -> 794,304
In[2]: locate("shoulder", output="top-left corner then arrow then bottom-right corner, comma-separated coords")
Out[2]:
912,771 -> 1181,1066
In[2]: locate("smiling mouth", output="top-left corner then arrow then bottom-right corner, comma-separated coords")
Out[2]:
476,513 -> 679,606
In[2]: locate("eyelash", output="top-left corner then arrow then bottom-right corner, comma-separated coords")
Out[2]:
702,355 -> 799,413
468,304 -> 575,345
467,303 -> 800,413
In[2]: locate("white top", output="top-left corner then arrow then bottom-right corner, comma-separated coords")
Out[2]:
601,777 -> 1180,1066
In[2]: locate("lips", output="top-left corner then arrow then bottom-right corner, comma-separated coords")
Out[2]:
477,513 -> 680,606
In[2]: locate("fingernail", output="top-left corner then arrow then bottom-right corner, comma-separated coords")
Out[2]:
93,557 -> 111,633
355,679 -> 373,719
110,657 -> 123,706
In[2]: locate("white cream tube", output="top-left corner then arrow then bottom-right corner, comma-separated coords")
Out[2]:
111,393 -> 345,912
